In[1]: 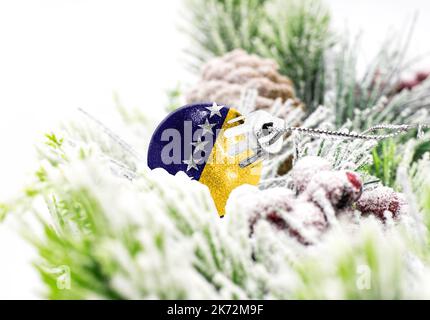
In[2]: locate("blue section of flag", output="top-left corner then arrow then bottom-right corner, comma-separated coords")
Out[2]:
147,103 -> 229,180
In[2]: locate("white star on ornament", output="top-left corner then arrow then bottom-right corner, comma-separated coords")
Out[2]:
206,102 -> 223,118
183,155 -> 201,172
191,137 -> 209,153
198,119 -> 216,136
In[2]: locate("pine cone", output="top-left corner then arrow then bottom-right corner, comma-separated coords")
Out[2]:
187,49 -> 299,111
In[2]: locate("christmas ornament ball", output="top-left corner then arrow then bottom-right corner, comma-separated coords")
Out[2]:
147,103 -> 262,217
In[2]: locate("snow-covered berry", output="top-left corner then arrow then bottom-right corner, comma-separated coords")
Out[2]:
356,186 -> 406,221
396,70 -> 430,92
248,187 -> 327,245
303,170 -> 363,210
291,156 -> 332,192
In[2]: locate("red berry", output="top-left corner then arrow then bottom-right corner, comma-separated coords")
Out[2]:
247,188 -> 327,245
346,171 -> 362,190
266,212 -> 288,230
291,156 -> 332,192
356,186 -> 405,221
303,170 -> 363,210
396,71 -> 430,92
415,71 -> 430,82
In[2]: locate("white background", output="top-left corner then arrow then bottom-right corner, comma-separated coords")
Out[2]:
0,0 -> 429,299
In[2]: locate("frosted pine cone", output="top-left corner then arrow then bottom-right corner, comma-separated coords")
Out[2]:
187,49 -> 298,112
356,186 -> 406,221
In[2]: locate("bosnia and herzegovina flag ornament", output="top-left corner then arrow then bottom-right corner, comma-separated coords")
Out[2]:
147,102 -> 262,217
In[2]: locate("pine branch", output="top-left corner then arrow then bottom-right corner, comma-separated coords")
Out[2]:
326,19 -> 422,128
2,2 -> 430,300
256,0 -> 331,112
183,0 -> 269,69
183,0 -> 332,112
3,102 -> 429,299
367,140 -> 401,188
